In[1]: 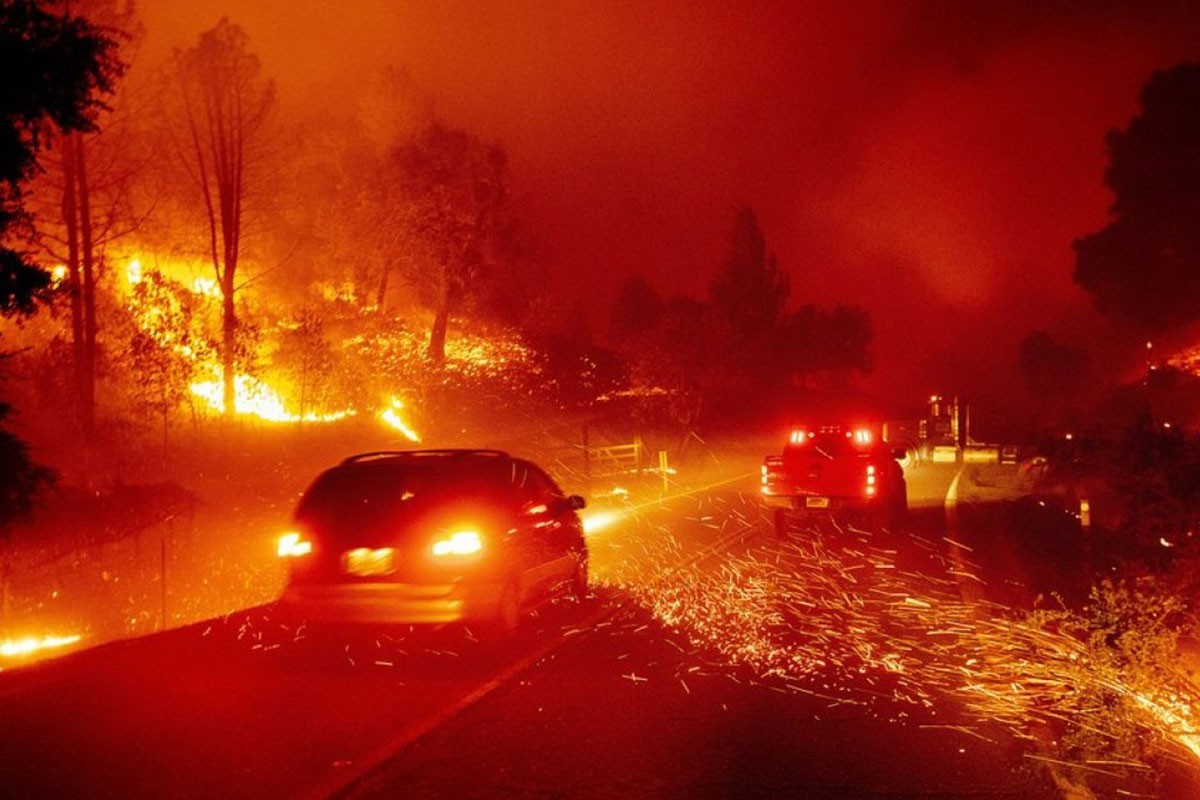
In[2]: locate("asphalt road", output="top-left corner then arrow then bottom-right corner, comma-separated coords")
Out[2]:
1,462 -> 1195,799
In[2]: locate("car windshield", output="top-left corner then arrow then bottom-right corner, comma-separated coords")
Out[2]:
295,459 -> 517,539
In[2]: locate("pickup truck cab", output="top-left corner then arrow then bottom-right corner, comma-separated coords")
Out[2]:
761,424 -> 907,534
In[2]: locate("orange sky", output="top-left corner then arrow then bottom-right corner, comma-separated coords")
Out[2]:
135,0 -> 1200,400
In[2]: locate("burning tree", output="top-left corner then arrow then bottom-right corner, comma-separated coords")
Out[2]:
272,308 -> 337,422
273,67 -> 432,313
120,269 -> 210,443
166,18 -> 275,417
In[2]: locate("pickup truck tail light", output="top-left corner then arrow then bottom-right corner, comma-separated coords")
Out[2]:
865,464 -> 877,497
789,429 -> 814,445
761,459 -> 784,495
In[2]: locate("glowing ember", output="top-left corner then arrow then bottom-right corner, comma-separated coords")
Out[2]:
379,396 -> 420,441
598,492 -> 1200,789
0,634 -> 82,658
343,325 -> 541,385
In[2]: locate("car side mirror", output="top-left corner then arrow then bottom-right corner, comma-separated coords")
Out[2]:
566,494 -> 587,511
892,448 -> 907,461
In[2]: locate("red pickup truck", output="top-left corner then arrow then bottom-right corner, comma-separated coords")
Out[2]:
761,424 -> 907,534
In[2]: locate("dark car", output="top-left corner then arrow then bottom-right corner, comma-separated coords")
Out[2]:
277,449 -> 588,633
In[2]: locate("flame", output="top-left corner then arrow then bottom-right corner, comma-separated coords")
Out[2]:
189,371 -> 355,423
0,634 -> 82,658
191,277 -> 221,298
379,396 -> 420,441
1131,691 -> 1200,761
55,251 -> 544,450
316,281 -> 358,303
121,255 -> 366,425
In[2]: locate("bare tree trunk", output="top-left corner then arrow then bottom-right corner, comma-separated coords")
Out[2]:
172,21 -> 272,418
161,385 -> 170,451
427,271 -> 449,363
60,134 -> 86,431
298,351 -> 309,424
375,263 -> 390,312
221,285 -> 236,416
75,132 -> 97,439
219,117 -> 242,418
1,562 -> 11,636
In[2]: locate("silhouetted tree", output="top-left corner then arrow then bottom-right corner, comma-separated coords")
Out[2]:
821,304 -> 873,379
703,206 -> 790,405
0,248 -> 51,316
625,298 -> 733,427
1110,417 -> 1200,571
167,18 -> 275,416
390,122 -> 512,362
0,402 -> 55,527
1074,62 -> 1200,331
780,304 -> 872,386
710,206 -> 788,341
609,274 -> 664,343
1018,330 -> 1091,398
1,0 -> 119,309
27,0 -> 139,439
1,0 -> 120,528
612,207 -> 873,423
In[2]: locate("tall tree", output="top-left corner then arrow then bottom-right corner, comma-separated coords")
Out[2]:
1018,330 -> 1091,398
709,206 -> 788,341
274,308 -> 335,422
1074,62 -> 1200,332
167,18 -> 274,416
28,0 -> 139,439
1,0 -> 121,525
390,122 -> 511,362
706,206 -> 792,398
624,297 -> 732,428
123,269 -> 204,445
609,274 -> 664,344
1,0 -> 120,297
778,304 -> 872,387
